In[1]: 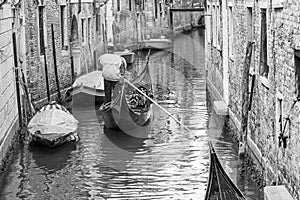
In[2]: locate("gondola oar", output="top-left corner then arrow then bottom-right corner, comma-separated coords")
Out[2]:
123,78 -> 192,133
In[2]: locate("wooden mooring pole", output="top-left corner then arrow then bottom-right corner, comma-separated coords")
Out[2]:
239,41 -> 254,156
43,39 -> 50,102
12,32 -> 22,126
51,24 -> 61,102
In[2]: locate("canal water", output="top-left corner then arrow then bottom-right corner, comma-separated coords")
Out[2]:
0,30 -> 263,199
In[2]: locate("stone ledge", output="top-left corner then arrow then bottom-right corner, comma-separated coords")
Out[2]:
213,100 -> 228,115
264,185 -> 293,200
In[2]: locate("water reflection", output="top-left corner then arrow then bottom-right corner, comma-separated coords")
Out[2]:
0,30 -> 263,200
29,143 -> 76,173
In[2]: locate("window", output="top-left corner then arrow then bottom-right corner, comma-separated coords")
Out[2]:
228,6 -> 233,57
88,18 -> 91,44
247,7 -> 254,72
117,0 -> 120,11
81,18 -> 85,43
295,51 -> 300,99
260,9 -> 268,77
96,14 -> 101,34
217,5 -> 220,47
38,6 -> 45,55
154,0 -> 158,19
129,0 -> 132,11
212,5 -> 216,46
206,5 -> 211,44
60,5 -> 66,49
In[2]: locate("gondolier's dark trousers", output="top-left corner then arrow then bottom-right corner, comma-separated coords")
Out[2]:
104,79 -> 118,103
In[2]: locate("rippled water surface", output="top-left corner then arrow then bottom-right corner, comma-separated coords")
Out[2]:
0,30 -> 263,199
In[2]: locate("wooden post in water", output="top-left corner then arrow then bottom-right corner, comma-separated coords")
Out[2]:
43,39 -> 50,102
51,24 -> 61,102
239,41 -> 254,156
12,32 -> 22,126
169,11 -> 173,30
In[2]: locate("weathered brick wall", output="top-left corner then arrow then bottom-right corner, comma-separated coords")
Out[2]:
205,0 -> 224,100
224,0 -> 300,198
25,0 -> 72,102
269,0 -> 300,197
113,0 -> 137,48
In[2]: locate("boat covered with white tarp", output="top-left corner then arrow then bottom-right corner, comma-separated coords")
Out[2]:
28,102 -> 79,148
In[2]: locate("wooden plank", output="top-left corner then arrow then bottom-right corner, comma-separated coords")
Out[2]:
239,41 -> 254,155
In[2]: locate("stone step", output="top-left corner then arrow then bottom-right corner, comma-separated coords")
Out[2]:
213,100 -> 228,116
264,185 -> 294,200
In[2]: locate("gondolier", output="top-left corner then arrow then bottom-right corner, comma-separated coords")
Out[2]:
99,53 -> 127,103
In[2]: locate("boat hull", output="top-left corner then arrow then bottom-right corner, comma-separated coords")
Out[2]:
114,51 -> 135,64
205,143 -> 247,200
69,86 -> 105,106
139,39 -> 172,50
31,131 -> 78,149
100,102 -> 153,135
69,71 -> 105,105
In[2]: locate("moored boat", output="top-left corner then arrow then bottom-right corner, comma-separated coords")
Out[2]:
205,142 -> 247,200
28,102 -> 79,148
139,37 -> 172,50
114,50 -> 135,65
68,71 -> 105,105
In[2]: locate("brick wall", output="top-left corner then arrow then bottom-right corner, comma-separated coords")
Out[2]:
205,0 -> 224,101
206,0 -> 300,198
25,0 -> 72,102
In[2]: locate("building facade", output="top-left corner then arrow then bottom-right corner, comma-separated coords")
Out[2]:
0,1 -> 21,168
0,0 -> 107,169
205,0 -> 300,198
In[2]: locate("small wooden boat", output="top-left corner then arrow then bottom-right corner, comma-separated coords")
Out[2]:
68,71 -> 105,104
99,53 -> 153,133
139,37 -> 172,50
28,102 -> 79,148
205,142 -> 247,200
114,50 -> 135,65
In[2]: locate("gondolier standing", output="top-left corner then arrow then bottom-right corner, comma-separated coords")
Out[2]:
99,53 -> 127,103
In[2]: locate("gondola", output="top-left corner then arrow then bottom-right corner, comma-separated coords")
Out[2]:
99,52 -> 153,133
68,70 -> 105,105
205,142 -> 247,200
28,102 -> 79,148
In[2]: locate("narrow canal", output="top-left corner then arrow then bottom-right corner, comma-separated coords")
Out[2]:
0,30 -> 263,199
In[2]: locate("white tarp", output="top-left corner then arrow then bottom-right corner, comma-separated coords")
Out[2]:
72,71 -> 104,90
28,106 -> 78,135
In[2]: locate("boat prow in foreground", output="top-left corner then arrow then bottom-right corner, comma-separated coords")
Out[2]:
28,102 -> 79,148
205,142 -> 247,200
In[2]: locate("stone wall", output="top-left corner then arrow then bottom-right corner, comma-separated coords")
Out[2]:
206,0 -> 300,198
205,0 -> 224,100
25,0 -> 72,102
